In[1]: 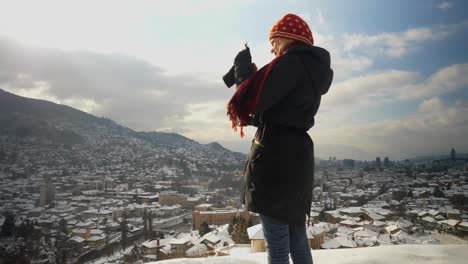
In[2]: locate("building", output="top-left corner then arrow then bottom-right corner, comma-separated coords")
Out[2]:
247,224 -> 325,252
451,148 -> 456,161
39,175 -> 55,207
456,221 -> 468,236
159,205 -> 182,217
376,157 -> 382,170
247,224 -> 266,253
343,159 -> 355,169
184,197 -> 201,209
159,191 -> 188,206
169,237 -> 192,255
307,226 -> 326,249
87,234 -> 106,248
142,239 -> 162,255
384,157 -> 390,167
137,194 -> 159,204
192,206 -> 252,230
71,228 -> 90,239
194,204 -> 214,211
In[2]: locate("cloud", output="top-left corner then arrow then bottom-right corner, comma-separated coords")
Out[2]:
314,102 -> 468,159
316,9 -> 326,25
1,12 -> 467,159
312,33 -> 374,81
418,97 -> 445,113
323,70 -> 420,107
315,63 -> 468,159
322,63 -> 468,108
343,20 -> 468,57
311,20 -> 467,81
0,37 -> 232,133
437,1 -> 453,10
400,63 -> 468,99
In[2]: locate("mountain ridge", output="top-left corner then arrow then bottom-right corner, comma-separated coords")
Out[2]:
0,88 -> 234,152
0,88 -> 246,178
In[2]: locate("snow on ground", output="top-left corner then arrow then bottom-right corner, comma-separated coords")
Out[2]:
151,244 -> 468,264
223,245 -> 252,257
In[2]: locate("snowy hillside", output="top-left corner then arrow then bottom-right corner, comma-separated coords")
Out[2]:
0,88 -> 246,180
151,244 -> 468,264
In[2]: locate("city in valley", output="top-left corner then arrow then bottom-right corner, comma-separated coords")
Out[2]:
0,90 -> 467,263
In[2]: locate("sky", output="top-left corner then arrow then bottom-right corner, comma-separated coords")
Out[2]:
0,0 -> 467,160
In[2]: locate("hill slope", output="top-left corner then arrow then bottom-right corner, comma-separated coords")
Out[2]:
0,88 -> 245,179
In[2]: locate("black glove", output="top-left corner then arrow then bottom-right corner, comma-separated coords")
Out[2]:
222,45 -> 256,88
234,46 -> 255,86
222,65 -> 235,88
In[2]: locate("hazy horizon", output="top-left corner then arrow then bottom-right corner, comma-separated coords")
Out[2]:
1,0 -> 467,160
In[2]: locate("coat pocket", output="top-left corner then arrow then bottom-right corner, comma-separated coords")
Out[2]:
243,140 -> 266,211
249,139 -> 264,162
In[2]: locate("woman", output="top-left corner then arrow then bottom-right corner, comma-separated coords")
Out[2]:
225,13 -> 333,263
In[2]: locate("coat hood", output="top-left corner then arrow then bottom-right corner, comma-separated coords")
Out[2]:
288,45 -> 333,95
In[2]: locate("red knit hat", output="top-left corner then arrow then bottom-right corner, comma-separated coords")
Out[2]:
269,13 -> 314,46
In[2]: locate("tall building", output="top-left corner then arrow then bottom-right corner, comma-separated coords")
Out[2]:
451,148 -> 456,161
39,175 -> 55,207
384,157 -> 390,167
343,159 -> 355,168
376,157 -> 382,169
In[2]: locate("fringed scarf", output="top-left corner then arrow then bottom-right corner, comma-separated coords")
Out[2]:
227,56 -> 281,137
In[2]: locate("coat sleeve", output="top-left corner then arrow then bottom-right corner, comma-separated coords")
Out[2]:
253,54 -> 302,114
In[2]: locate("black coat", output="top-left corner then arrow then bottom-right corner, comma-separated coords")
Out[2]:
242,45 -> 333,225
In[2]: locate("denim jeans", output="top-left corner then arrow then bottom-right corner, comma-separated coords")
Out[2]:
260,214 -> 313,264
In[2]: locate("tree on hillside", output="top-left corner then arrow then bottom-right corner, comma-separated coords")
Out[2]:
1,212 -> 15,237
143,209 -> 148,240
433,186 -> 445,198
103,223 -> 112,258
0,150 -> 6,161
232,216 -> 250,244
228,215 -> 242,235
148,211 -> 154,239
130,244 -> 143,263
199,221 -> 211,237
59,218 -> 68,236
120,212 -> 129,252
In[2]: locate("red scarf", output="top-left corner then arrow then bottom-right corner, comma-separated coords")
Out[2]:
227,56 -> 281,137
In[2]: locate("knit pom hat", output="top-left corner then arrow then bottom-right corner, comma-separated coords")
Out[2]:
269,13 -> 314,46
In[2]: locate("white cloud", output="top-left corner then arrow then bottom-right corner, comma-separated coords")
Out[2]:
343,20 -> 468,57
1,5 -> 467,160
322,63 -> 468,109
0,0 -> 255,78
400,64 -> 468,99
317,9 -> 326,25
311,20 -> 467,81
437,1 -> 453,10
0,37 -> 231,132
418,97 -> 445,113
312,33 -> 373,81
315,63 -> 468,159
313,102 -> 468,159
323,70 -> 421,107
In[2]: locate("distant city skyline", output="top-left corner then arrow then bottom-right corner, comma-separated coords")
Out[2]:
1,0 -> 467,160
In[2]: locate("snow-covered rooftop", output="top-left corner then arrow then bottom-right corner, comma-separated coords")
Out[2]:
151,245 -> 468,264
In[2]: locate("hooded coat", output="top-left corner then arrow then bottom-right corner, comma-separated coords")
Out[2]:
242,44 -> 333,225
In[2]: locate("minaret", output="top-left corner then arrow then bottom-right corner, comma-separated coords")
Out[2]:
450,148 -> 456,161
40,174 -> 55,206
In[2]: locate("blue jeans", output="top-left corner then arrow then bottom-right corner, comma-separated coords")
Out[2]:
260,214 -> 313,264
